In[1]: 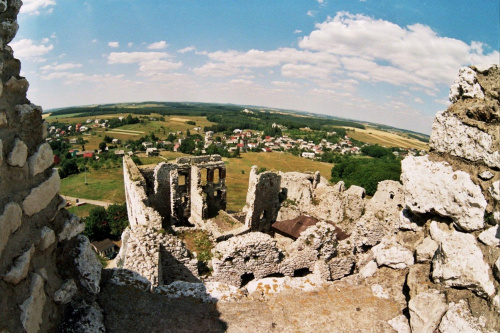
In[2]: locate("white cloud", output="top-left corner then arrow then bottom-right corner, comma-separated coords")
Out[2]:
414,97 -> 424,104
282,63 -> 331,79
178,46 -> 196,53
40,62 -> 83,71
127,42 -> 134,47
92,39 -> 98,44
108,41 -> 120,48
317,0 -> 325,3
147,41 -> 168,50
307,10 -> 317,17
294,30 -> 303,34
107,52 -> 181,76
10,39 -> 53,60
299,12 -> 499,89
20,0 -> 56,15
272,81 -> 300,88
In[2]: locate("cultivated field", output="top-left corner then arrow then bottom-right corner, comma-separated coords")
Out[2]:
346,127 -> 429,150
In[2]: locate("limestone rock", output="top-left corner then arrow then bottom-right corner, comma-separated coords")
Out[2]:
38,226 -> 55,251
156,281 -> 246,303
15,104 -> 41,123
114,227 -> 130,267
58,214 -> 84,241
372,241 -> 414,269
3,245 -> 35,285
344,185 -> 365,221
28,143 -> 53,177
352,212 -> 389,251
371,284 -> 390,299
449,67 -> 484,103
108,268 -> 152,291
19,273 -> 46,333
0,139 -> 3,166
438,300 -> 486,333
479,170 -> 494,180
359,260 -> 378,278
478,225 -> 500,246
58,301 -> 105,333
489,181 -> 500,201
328,256 -> 355,280
1,20 -> 19,44
401,155 -> 486,231
54,279 -> 77,304
7,137 -> 27,167
415,237 -> 438,263
430,221 -> 495,297
0,0 -> 7,13
74,235 -> 102,294
388,315 -> 411,333
5,76 -> 28,93
396,208 -> 421,232
22,169 -> 60,216
408,290 -> 448,333
430,111 -> 500,168
0,201 -> 23,257
204,281 -> 246,302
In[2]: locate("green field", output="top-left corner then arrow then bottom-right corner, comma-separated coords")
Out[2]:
59,152 -> 334,212
60,167 -> 125,203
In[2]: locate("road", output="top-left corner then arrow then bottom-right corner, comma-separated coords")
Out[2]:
61,195 -> 115,208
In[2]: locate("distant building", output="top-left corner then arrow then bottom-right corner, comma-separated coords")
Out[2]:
302,152 -> 315,159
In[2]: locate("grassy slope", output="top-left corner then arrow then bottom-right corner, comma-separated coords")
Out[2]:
67,203 -> 100,218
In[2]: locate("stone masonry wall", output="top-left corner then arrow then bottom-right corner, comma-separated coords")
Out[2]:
0,2 -> 104,332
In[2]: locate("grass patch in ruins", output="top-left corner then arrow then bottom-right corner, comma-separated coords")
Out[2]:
60,167 -> 125,203
177,230 -> 214,263
223,152 -> 334,212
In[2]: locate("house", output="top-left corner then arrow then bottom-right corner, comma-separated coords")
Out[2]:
173,143 -> 180,152
112,138 -> 120,145
114,150 -> 125,157
302,152 -> 315,159
142,142 -> 153,149
194,127 -> 202,132
262,147 -> 272,153
69,138 -> 77,144
91,239 -> 119,257
83,152 -> 94,158
146,147 -> 159,156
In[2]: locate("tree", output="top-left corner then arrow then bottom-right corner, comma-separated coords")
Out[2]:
99,142 -> 107,151
106,204 -> 129,238
83,206 -> 110,241
104,135 -> 113,143
58,159 -> 79,178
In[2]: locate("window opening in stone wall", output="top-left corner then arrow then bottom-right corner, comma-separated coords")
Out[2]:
240,273 -> 255,288
293,267 -> 312,277
201,168 -> 208,186
214,169 -> 220,184
179,175 -> 186,186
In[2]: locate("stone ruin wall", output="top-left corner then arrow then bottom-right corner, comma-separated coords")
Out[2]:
0,1 -> 105,332
209,64 -> 500,332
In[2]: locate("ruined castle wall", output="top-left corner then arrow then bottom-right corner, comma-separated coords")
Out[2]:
244,166 -> 281,232
123,156 -> 162,229
152,162 -> 173,226
0,2 -> 103,331
190,165 -> 204,225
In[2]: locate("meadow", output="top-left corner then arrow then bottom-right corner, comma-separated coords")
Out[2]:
346,127 -> 429,150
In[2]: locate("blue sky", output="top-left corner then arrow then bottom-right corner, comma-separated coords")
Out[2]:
12,0 -> 499,134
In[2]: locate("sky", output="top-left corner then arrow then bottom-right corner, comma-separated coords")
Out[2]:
12,0 -> 499,134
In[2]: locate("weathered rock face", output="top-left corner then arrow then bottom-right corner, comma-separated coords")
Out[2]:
402,155 -> 486,231
429,221 -> 495,297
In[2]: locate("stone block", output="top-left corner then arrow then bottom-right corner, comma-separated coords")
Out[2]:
20,273 -> 46,333
3,245 -> 35,285
402,155 -> 486,231
58,214 -> 85,241
22,169 -> 60,216
38,226 -> 55,251
0,111 -> 7,127
409,290 -> 447,333
489,181 -> 500,201
430,221 -> 495,297
415,237 -> 438,263
28,143 -> 53,177
0,201 -> 22,257
74,235 -> 102,294
4,76 -> 28,93
439,300 -> 485,333
54,279 -> 77,304
372,241 -> 414,269
7,137 -> 27,167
